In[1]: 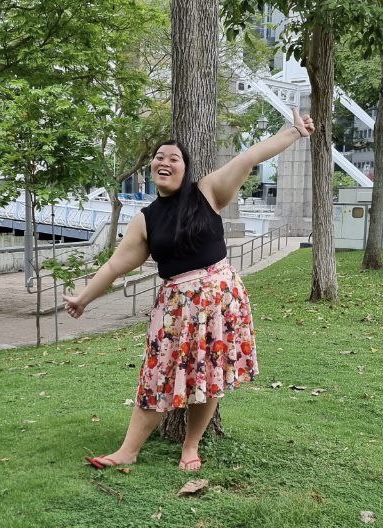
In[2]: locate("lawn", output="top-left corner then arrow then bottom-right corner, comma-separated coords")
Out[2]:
1,249 -> 383,528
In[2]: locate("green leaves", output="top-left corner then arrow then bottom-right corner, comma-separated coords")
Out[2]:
0,81 -> 105,206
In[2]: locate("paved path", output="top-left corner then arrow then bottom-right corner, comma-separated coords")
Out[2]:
0,236 -> 307,348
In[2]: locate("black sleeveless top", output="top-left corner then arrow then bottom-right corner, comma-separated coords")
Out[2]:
141,189 -> 227,279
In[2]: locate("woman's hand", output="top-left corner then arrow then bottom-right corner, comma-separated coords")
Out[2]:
63,294 -> 86,319
292,107 -> 315,137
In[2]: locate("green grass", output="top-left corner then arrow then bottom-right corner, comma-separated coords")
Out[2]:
1,249 -> 383,528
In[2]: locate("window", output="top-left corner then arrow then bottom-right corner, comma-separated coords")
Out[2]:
352,207 -> 364,219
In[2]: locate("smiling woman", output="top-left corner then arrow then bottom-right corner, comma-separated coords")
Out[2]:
63,108 -> 315,472
151,143 -> 186,196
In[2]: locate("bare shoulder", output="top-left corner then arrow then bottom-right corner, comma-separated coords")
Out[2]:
120,211 -> 148,244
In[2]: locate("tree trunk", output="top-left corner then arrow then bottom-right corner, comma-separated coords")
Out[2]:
106,189 -> 123,252
306,23 -> 338,302
362,55 -> 383,269
31,193 -> 41,346
159,0 -> 222,441
171,0 -> 219,180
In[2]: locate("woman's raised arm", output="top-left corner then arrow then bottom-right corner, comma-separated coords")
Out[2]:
199,108 -> 314,210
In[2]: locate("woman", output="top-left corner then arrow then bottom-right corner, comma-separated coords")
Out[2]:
64,108 -> 315,471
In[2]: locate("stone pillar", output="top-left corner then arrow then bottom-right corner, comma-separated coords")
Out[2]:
215,124 -> 246,238
270,92 -> 312,236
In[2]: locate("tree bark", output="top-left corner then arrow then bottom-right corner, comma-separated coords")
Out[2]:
305,23 -> 338,301
171,0 -> 219,180
159,0 -> 223,442
31,192 -> 41,347
106,189 -> 123,252
362,55 -> 383,269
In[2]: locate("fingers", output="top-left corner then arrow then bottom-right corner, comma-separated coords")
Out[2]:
292,107 -> 300,119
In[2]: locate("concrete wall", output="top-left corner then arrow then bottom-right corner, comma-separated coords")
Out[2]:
0,221 -> 129,274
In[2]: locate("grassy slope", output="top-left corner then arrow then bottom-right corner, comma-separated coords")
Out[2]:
1,249 -> 382,528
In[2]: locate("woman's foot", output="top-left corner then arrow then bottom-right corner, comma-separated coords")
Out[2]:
179,446 -> 202,471
86,449 -> 137,469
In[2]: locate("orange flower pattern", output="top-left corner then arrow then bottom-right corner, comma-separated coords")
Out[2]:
136,259 -> 258,411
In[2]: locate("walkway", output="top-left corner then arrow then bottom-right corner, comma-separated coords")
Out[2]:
0,237 -> 307,349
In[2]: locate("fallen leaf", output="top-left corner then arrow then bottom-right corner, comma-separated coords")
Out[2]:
270,381 -> 282,389
117,467 -> 132,474
177,479 -> 209,496
23,420 -> 36,424
151,506 -> 162,520
360,511 -> 376,524
289,385 -> 306,391
311,490 -> 325,503
133,333 -> 147,340
339,350 -> 357,355
361,314 -> 377,323
1,458 -> 10,463
77,336 -> 91,342
311,388 -> 327,396
91,415 -> 100,422
357,365 -> 365,374
32,372 -> 47,378
370,347 -> 378,353
39,391 -> 50,398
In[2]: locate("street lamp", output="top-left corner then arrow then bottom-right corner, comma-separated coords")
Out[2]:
257,114 -> 268,131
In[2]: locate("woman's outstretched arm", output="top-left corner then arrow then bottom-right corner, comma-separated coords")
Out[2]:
199,108 -> 314,210
63,212 -> 149,318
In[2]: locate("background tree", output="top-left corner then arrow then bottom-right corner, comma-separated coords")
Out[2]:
221,0 -> 383,299
0,81 -> 104,345
0,0 -> 168,251
362,55 -> 383,269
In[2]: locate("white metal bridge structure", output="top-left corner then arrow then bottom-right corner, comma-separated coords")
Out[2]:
0,190 -> 146,237
232,54 -> 374,188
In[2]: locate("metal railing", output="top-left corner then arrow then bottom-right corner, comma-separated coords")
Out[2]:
123,224 -> 289,316
25,225 -> 289,339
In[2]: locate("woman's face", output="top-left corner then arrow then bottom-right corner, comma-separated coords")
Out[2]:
151,144 -> 186,196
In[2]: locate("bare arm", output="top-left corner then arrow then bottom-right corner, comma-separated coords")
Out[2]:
199,108 -> 315,210
63,212 -> 149,317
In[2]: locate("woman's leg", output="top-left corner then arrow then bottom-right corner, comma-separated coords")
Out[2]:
93,405 -> 163,466
180,398 -> 218,470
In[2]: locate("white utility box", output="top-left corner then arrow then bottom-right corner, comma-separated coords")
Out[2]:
333,203 -> 370,249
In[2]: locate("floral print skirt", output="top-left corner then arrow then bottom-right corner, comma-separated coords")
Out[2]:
136,258 -> 258,412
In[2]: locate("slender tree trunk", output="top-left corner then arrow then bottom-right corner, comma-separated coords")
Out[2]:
106,190 -> 123,252
159,0 -> 223,442
362,55 -> 383,269
306,23 -> 338,302
31,193 -> 41,346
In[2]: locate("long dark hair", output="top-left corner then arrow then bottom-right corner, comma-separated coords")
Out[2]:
152,140 -> 214,253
